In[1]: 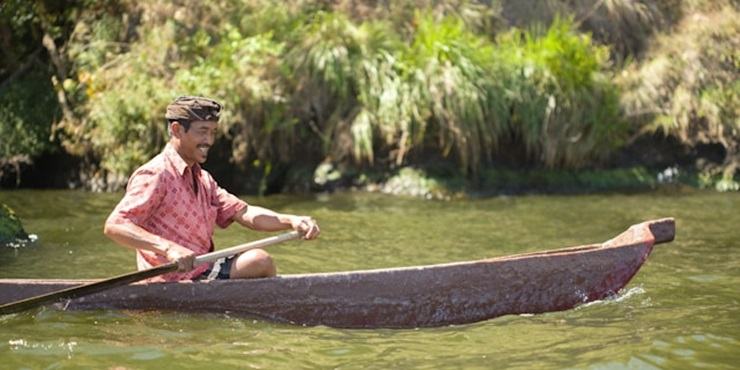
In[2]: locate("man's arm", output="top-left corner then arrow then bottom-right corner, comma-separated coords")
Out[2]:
104,220 -> 196,271
232,205 -> 320,240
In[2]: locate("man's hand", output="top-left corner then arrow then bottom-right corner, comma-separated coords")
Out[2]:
162,242 -> 196,272
233,206 -> 320,239
290,216 -> 320,240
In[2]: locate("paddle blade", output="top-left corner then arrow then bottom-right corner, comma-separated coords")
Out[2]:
0,262 -> 178,315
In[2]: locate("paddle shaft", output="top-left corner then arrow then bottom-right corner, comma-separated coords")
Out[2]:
0,231 -> 301,315
194,231 -> 300,264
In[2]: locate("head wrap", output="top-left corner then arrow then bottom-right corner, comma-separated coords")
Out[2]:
165,96 -> 222,122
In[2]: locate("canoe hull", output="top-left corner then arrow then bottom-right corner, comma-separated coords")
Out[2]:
0,218 -> 674,328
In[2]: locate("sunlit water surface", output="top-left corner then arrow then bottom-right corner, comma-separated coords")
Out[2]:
0,190 -> 738,369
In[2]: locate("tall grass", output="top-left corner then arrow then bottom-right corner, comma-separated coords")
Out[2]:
403,13 -> 506,172
618,7 -> 739,187
496,18 -> 625,168
52,1 -> 627,189
287,12 -> 390,163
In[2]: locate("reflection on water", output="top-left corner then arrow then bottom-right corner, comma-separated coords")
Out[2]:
1,190 -> 738,368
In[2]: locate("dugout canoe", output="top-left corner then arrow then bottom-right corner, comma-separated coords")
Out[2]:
0,218 -> 674,328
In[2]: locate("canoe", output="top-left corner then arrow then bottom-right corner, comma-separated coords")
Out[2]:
0,218 -> 674,328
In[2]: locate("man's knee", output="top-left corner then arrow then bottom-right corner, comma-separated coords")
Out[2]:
231,249 -> 276,278
246,249 -> 274,270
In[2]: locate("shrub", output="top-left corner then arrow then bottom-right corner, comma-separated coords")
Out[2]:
618,8 -> 739,189
496,18 -> 626,168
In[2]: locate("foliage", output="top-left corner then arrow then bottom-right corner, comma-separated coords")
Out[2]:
0,0 -> 97,73
2,0 -> 735,194
0,203 -> 28,244
287,12 -> 623,173
402,13 -> 506,172
497,0 -> 685,60
618,7 -> 740,189
0,69 -> 58,162
0,0 -> 111,184
329,0 -> 504,37
55,2 -> 308,185
63,15 -> 172,180
0,0 -> 38,76
287,11 -> 402,164
496,17 -> 625,168
175,26 -> 289,166
38,1 -> 627,186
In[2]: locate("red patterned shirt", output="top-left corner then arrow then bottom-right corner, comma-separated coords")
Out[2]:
107,144 -> 247,281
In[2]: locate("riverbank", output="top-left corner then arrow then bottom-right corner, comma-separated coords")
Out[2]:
2,2 -> 736,195
3,144 -> 737,199
318,165 -> 736,200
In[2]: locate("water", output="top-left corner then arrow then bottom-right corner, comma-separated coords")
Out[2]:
0,190 -> 738,369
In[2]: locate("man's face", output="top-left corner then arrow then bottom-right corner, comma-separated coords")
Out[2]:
171,120 -> 217,165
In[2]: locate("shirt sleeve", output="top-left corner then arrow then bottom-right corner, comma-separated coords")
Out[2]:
213,185 -> 248,228
106,169 -> 166,226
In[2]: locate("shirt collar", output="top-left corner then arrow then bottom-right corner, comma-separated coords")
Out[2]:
164,143 -> 201,177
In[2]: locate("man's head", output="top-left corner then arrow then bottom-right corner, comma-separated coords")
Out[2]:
165,96 -> 222,166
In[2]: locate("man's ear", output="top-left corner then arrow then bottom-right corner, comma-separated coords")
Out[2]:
170,121 -> 183,138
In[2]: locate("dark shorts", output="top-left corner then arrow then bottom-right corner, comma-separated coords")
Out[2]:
197,256 -> 235,280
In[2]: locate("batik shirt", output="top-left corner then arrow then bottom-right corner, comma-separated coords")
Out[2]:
107,144 -> 247,281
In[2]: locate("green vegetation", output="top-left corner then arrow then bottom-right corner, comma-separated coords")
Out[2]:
0,203 -> 28,245
1,0 -> 737,195
618,6 -> 739,190
0,69 -> 58,185
496,18 -> 624,169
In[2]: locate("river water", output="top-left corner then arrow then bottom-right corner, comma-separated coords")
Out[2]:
0,189 -> 737,369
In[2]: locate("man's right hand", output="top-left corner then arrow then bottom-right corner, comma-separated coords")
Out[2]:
162,243 -> 196,272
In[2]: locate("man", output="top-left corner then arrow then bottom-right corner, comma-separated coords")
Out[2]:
104,96 -> 319,282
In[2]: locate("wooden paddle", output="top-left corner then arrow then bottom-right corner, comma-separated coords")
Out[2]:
0,231 -> 301,315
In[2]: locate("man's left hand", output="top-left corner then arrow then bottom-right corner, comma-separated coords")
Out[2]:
291,216 -> 320,240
